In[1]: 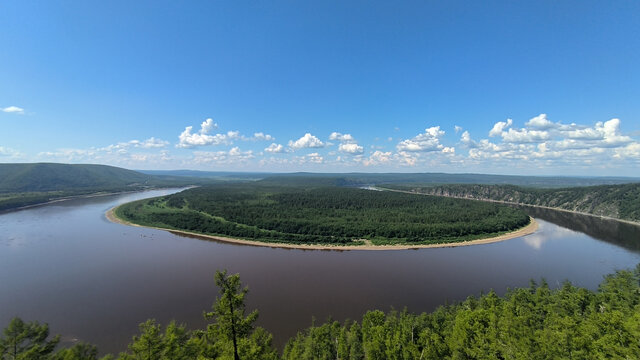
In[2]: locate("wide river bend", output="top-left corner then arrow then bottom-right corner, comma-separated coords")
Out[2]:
1,188 -> 639,353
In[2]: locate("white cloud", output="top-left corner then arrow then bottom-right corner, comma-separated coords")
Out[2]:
330,131 -> 364,154
614,142 -> 640,159
397,126 -> 447,152
396,151 -> 417,166
329,132 -> 355,143
489,119 -> 513,137
454,125 -> 463,133
200,118 -> 217,133
177,118 -> 241,148
1,106 -> 25,114
566,118 -> 631,146
338,143 -> 364,154
363,151 -> 392,166
253,132 -> 274,141
305,152 -> 324,164
37,145 -> 176,167
288,133 -> 325,150
0,146 -> 22,158
525,114 -> 555,130
264,143 -> 285,153
131,137 -> 169,148
24,113 -> 640,173
500,128 -> 550,143
460,131 -> 477,148
100,137 -> 169,153
461,115 -> 640,170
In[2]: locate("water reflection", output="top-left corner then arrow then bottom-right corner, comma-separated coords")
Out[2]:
518,206 -> 640,253
523,220 -> 578,250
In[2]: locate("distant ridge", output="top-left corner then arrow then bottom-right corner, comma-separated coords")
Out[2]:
0,163 -> 152,193
259,172 -> 640,188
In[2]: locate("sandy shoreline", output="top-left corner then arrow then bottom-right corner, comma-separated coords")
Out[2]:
106,206 -> 538,251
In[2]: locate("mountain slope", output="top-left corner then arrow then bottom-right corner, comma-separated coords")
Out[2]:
0,163 -> 153,193
383,183 -> 640,223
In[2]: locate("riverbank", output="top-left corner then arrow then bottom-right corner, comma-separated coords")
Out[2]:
0,187 -> 193,215
106,206 -> 538,251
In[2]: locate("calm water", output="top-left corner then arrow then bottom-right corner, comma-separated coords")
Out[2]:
1,189 -> 639,353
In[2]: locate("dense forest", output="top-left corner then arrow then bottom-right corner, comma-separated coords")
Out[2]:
115,184 -> 530,245
381,183 -> 640,223
3,265 -> 640,359
2,162 -> 638,213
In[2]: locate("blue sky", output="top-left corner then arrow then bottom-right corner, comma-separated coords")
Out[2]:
1,1 -> 639,175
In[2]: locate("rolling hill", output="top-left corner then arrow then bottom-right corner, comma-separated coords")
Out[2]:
0,163 -> 153,193
0,163 -> 218,211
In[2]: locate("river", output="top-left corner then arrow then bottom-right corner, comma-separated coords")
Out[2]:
1,188 -> 639,353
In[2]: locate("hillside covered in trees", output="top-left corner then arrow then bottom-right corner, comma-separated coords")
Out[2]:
3,265 -> 640,359
115,183 -> 530,246
0,163 -> 220,212
382,183 -> 640,223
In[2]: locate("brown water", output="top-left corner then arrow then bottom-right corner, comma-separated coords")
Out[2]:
1,189 -> 639,353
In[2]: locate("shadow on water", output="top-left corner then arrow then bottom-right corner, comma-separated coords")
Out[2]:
517,205 -> 640,253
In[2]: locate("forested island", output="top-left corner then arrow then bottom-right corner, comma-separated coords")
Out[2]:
381,183 -> 640,224
113,182 -> 532,248
3,265 -> 640,359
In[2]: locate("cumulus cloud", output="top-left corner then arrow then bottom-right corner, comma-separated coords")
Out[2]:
177,118 -> 241,148
525,114 -> 555,129
288,133 -> 325,150
614,143 -> 640,159
397,126 -> 448,152
304,152 -> 324,164
363,151 -> 392,166
329,132 -> 355,143
330,132 -> 364,154
500,128 -> 550,143
252,132 -> 275,141
396,151 -> 418,166
200,118 -> 217,133
1,106 -> 25,114
489,119 -> 513,137
338,143 -> 364,154
264,143 -> 285,153
460,131 -> 477,148
462,114 -> 640,170
566,118 -> 631,146
26,113 -> 640,172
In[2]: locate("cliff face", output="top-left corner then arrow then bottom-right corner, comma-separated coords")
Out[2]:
397,183 -> 640,223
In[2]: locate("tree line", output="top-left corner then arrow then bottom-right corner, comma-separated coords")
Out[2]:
2,265 -> 640,359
